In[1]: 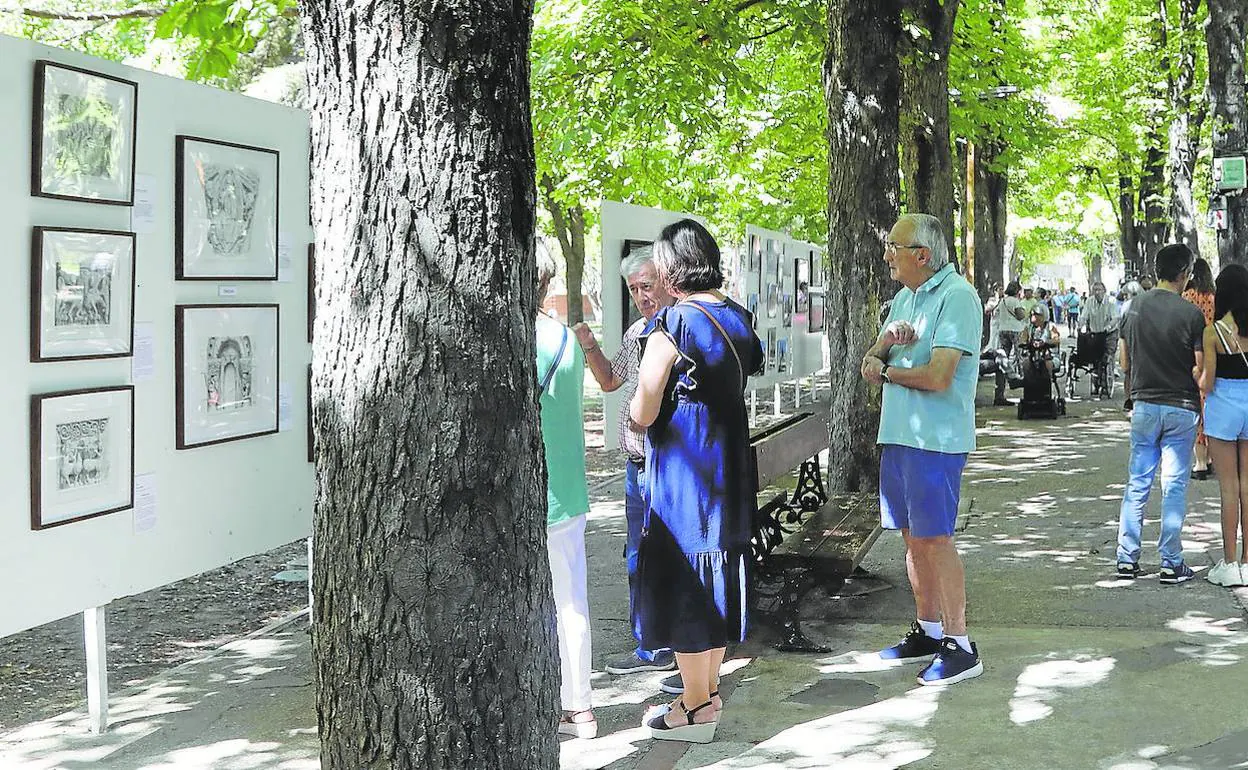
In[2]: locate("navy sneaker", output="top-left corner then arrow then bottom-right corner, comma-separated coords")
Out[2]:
878,621 -> 942,664
1116,562 -> 1141,580
606,650 -> 676,675
917,638 -> 984,686
659,673 -> 684,694
1159,563 -> 1196,585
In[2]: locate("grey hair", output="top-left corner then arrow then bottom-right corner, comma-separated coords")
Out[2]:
900,213 -> 949,271
536,239 -> 559,302
1124,280 -> 1142,297
619,245 -> 654,279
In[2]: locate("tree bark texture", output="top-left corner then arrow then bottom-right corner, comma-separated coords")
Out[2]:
1168,0 -> 1202,253
1118,174 -> 1143,278
825,0 -> 901,493
541,176 -> 587,325
301,1 -> 559,767
1206,0 -> 1248,265
973,142 -> 1007,296
899,0 -> 960,265
1138,1 -> 1171,265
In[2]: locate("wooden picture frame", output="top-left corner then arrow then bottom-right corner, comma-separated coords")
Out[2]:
307,363 -> 315,464
175,303 -> 280,449
175,135 -> 280,281
31,385 -> 135,530
31,226 -> 136,362
32,60 -> 138,205
307,244 -> 315,344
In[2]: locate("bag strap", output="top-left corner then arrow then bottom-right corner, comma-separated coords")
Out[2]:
1213,320 -> 1248,367
680,300 -> 745,388
539,324 -> 570,395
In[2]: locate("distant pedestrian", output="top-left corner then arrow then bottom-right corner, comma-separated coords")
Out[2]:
574,249 -> 677,677
861,213 -> 984,686
1063,287 -> 1081,336
535,248 -> 597,739
1081,281 -> 1120,398
1200,264 -> 1248,587
987,281 -> 1026,406
1116,244 -> 1206,584
1183,258 -> 1216,479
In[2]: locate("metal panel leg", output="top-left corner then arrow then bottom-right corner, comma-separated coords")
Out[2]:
84,606 -> 108,734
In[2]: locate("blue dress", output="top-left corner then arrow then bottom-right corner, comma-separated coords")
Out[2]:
634,299 -> 764,653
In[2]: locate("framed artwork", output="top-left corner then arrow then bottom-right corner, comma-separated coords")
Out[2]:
175,135 -> 280,280
307,244 -> 316,344
808,289 -> 826,333
32,61 -> 137,205
31,226 -> 135,362
620,239 -> 652,332
306,364 -> 315,464
766,329 -> 778,373
175,304 -> 280,449
30,385 -> 134,530
781,292 -> 793,328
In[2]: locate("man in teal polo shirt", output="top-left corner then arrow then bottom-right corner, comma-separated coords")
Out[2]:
861,213 -> 984,686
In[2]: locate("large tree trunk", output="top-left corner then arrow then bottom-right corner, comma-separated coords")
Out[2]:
899,0 -> 960,265
825,0 -> 901,492
541,176 -> 587,325
1169,0 -> 1203,253
973,142 -> 1007,296
1118,174 -> 1143,278
1138,1 -> 1171,265
302,0 -> 559,767
1207,0 -> 1248,265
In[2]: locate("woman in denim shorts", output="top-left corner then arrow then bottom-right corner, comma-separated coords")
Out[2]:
1200,264 -> 1248,587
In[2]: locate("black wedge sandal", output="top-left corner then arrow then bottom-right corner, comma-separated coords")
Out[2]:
648,699 -> 717,743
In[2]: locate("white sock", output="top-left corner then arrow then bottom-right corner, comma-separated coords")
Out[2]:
918,619 -> 943,640
950,634 -> 973,654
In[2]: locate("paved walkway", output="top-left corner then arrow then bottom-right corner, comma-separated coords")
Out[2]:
3,385 -> 1247,769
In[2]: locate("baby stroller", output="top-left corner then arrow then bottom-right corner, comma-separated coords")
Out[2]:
1016,340 -> 1066,419
1065,331 -> 1112,399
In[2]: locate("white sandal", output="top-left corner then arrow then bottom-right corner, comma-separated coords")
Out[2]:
558,710 -> 598,739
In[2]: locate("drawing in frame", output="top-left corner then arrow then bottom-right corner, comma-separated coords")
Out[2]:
175,135 -> 279,280
32,60 -> 137,205
31,385 -> 134,530
31,226 -> 135,362
808,289 -> 826,333
306,364 -> 315,464
307,244 -> 315,344
175,303 -> 280,449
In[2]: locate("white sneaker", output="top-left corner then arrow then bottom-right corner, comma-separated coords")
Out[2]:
1206,561 -> 1244,587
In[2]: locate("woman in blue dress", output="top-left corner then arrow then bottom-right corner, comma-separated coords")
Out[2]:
631,219 -> 763,743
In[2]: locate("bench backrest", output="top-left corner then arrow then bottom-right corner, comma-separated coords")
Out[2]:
749,412 -> 830,490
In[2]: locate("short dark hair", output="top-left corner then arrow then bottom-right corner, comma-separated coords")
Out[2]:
1005,281 -> 1022,297
1215,263 -> 1248,331
652,219 -> 723,293
1154,244 -> 1193,282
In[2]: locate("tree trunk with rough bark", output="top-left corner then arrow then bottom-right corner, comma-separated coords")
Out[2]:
1138,1 -> 1171,265
1118,174 -> 1143,277
541,176 -> 587,325
825,0 -> 901,493
973,142 -> 1007,296
899,0 -> 960,266
1169,0 -> 1203,253
1207,0 -> 1248,265
302,0 -> 559,766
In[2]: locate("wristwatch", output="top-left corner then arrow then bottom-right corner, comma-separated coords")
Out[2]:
880,363 -> 892,384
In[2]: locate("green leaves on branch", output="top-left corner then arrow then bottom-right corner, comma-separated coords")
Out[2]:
153,0 -> 290,79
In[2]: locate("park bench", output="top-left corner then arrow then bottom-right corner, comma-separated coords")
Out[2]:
749,412 -> 883,653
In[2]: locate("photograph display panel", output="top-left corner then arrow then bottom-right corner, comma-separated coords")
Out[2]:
31,386 -> 134,530
176,304 -> 280,449
176,136 -> 279,280
32,227 -> 135,361
32,61 -> 137,205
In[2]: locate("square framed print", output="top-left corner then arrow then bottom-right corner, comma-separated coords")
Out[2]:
176,136 -> 279,280
31,226 -> 135,362
808,289 -> 826,333
32,60 -> 137,205
31,385 -> 134,530
175,304 -> 280,449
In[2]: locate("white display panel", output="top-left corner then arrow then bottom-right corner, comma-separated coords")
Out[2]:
0,34 -> 313,639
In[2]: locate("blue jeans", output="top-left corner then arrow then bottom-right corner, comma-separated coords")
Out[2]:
1117,402 -> 1199,568
625,460 -> 669,661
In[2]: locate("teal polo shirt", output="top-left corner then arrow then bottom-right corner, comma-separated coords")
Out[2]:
877,264 -> 983,454
536,315 -> 590,526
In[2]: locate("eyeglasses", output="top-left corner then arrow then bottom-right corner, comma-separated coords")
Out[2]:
884,241 -> 924,255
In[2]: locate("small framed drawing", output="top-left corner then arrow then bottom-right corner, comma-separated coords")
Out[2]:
175,304 -> 280,449
32,60 -> 137,205
31,226 -> 135,362
31,385 -> 134,530
808,289 -> 826,333
306,244 -> 315,344
175,136 -> 279,280
306,364 -> 315,463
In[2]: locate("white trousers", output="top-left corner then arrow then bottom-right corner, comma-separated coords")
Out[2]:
547,515 -> 593,711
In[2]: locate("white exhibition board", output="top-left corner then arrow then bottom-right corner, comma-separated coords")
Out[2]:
0,34 -> 313,639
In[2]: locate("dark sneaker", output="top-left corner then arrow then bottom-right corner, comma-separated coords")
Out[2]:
1116,562 -> 1141,580
605,650 -> 676,675
918,638 -> 984,686
659,673 -> 684,694
878,621 -> 942,664
1159,563 -> 1196,585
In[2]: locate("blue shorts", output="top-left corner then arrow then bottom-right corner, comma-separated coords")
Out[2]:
1205,378 -> 1248,441
879,444 -> 968,538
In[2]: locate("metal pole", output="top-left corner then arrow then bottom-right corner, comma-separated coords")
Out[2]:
84,606 -> 108,734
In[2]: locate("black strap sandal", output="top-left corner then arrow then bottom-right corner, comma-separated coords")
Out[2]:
648,699 -> 717,743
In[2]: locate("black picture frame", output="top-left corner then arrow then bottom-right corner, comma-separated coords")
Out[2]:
31,226 -> 136,362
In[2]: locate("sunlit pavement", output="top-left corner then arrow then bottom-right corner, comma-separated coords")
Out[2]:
2,379 -> 1246,769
